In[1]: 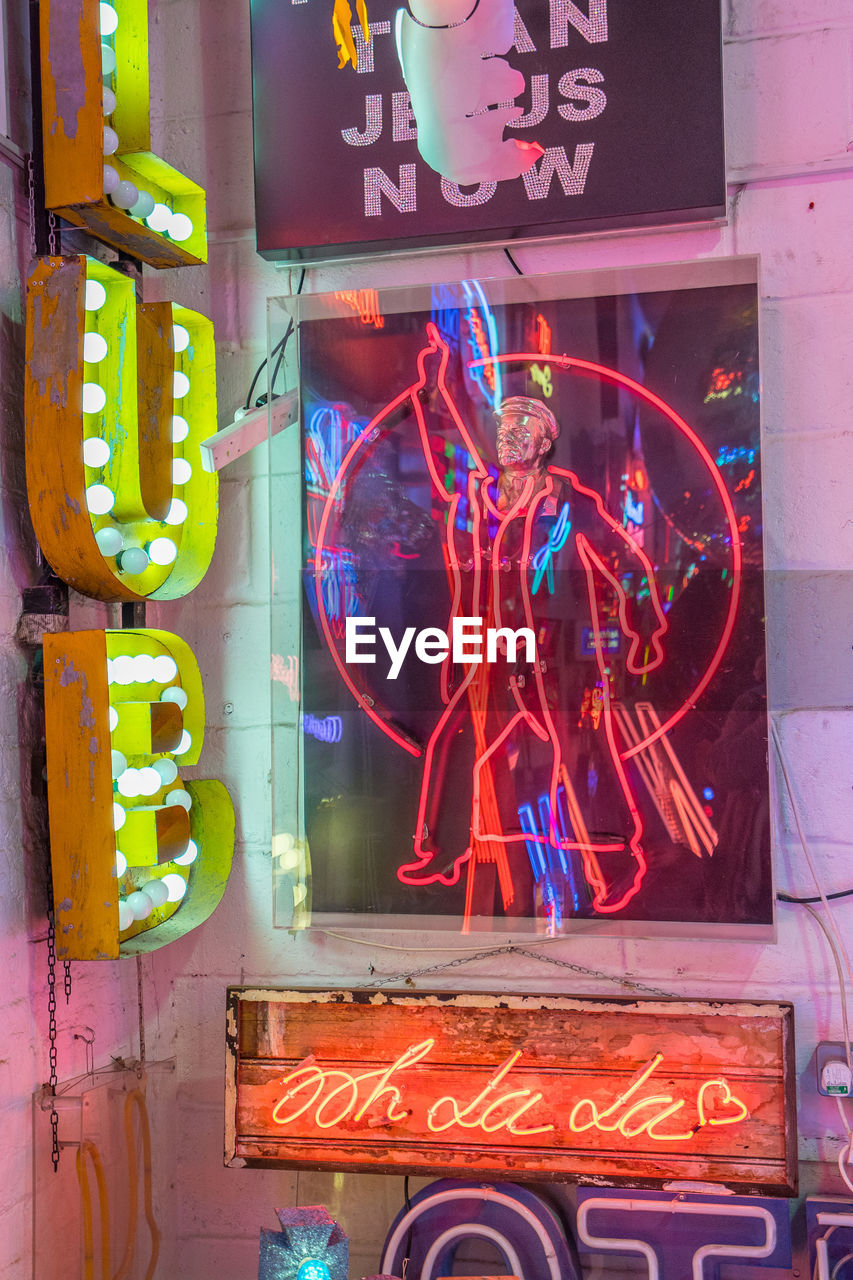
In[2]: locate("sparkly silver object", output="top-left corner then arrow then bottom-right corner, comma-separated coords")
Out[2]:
353,19 -> 391,74
391,91 -> 417,142
258,1206 -> 348,1280
521,142 -> 594,199
440,178 -> 496,206
342,94 -> 383,146
512,73 -> 549,127
550,0 -> 608,48
364,164 -> 418,216
513,7 -> 536,52
558,67 -> 607,122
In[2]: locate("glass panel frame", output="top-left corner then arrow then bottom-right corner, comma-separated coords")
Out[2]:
270,256 -> 773,940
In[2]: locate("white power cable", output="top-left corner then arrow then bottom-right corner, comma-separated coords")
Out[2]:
771,717 -> 853,1194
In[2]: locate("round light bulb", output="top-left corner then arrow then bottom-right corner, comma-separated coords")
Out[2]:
161,874 -> 188,903
171,415 -> 189,443
117,767 -> 141,798
99,3 -> 119,35
142,879 -> 170,908
165,789 -> 192,812
103,125 -> 119,156
111,654 -> 136,686
172,371 -> 190,399
115,850 -> 127,876
113,802 -> 126,831
110,749 -> 127,778
83,331 -> 108,364
101,43 -> 117,76
153,758 -> 178,786
126,890 -> 154,921
148,536 -> 177,566
85,279 -> 107,312
103,165 -> 120,198
86,484 -> 115,515
102,86 -> 116,115
118,900 -> 133,931
172,325 -> 190,354
176,730 -> 193,756
172,457 -> 192,485
95,525 -> 123,557
132,653 -> 155,682
112,180 -> 139,211
164,498 -> 188,526
146,203 -> 172,233
137,766 -> 162,797
160,685 -> 188,709
118,546 -> 149,575
108,705 -> 119,731
130,190 -> 155,220
297,1261 -> 331,1280
152,655 -> 178,683
82,382 -> 106,414
106,658 -> 114,683
173,839 -> 198,866
168,212 -> 194,242
83,436 -> 111,468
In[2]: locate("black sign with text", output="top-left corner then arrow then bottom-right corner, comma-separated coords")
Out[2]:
251,0 -> 725,261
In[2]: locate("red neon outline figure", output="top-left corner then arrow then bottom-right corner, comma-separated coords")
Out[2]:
313,324 -> 742,920
390,325 -> 668,914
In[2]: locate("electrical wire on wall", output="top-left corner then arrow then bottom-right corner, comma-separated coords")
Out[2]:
244,268 -> 306,411
772,711 -> 853,1195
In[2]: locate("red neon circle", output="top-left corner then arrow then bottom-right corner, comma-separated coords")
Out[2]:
469,351 -> 742,758
313,340 -> 741,765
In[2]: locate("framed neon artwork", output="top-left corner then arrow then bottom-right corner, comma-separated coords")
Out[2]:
271,258 -> 769,936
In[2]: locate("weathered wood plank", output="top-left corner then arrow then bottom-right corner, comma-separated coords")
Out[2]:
225,989 -> 797,1195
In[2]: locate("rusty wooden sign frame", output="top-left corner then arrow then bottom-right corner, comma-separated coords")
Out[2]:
225,989 -> 797,1195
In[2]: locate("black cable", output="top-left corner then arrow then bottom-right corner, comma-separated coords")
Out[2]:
271,268 -> 306,397
504,247 -> 524,275
270,318 -> 294,398
402,1174 -> 413,1276
778,889 -> 853,905
243,268 -> 306,409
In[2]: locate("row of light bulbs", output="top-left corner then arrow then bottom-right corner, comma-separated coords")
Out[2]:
99,3 -> 194,241
110,658 -> 198,928
107,652 -> 179,684
117,872 -> 190,930
82,278 -> 193,571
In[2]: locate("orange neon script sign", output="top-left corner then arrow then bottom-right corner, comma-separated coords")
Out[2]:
228,991 -> 796,1192
270,1041 -> 748,1144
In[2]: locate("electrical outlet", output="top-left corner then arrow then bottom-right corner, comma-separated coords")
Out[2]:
817,1043 -> 853,1095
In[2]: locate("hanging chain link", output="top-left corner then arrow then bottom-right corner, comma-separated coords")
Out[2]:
46,911 -> 60,1172
63,960 -> 72,1005
26,154 -> 37,258
26,153 -> 58,256
136,955 -> 146,1067
361,943 -> 673,999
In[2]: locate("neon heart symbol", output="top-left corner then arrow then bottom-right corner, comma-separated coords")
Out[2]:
697,1078 -> 749,1128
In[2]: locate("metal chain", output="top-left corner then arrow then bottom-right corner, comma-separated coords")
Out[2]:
63,960 -> 72,1005
47,210 -> 57,256
136,955 -> 145,1066
46,911 -> 60,1172
26,154 -> 37,258
361,943 -> 673,999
